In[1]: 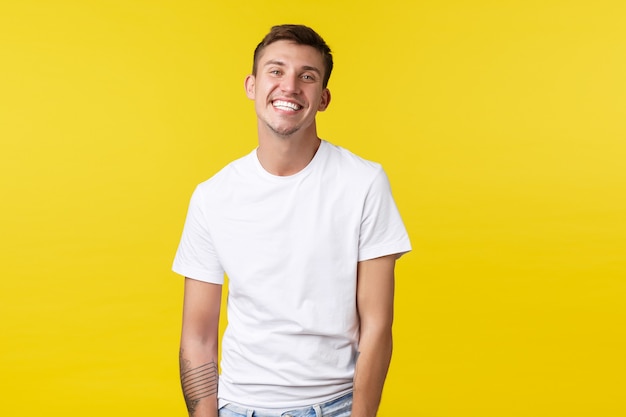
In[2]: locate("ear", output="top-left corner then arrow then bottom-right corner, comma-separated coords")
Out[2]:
318,88 -> 331,111
244,75 -> 256,99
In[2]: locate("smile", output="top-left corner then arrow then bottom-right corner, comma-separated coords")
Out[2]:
272,100 -> 302,111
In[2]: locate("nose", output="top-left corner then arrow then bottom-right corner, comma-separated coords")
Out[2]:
280,73 -> 301,94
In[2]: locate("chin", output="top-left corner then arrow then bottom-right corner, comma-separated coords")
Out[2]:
269,124 -> 301,137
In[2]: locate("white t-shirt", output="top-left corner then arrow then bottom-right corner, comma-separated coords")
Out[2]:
173,140 -> 411,408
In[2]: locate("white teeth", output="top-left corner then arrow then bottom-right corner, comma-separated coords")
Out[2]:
273,100 -> 301,111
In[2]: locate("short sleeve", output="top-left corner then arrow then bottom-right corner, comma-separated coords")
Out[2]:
172,187 -> 225,284
358,167 -> 412,261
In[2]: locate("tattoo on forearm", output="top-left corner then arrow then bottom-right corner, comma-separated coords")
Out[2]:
180,349 -> 218,414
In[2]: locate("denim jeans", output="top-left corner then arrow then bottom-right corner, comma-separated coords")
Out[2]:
218,391 -> 353,417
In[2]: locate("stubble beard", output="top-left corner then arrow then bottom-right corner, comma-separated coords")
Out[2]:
265,119 -> 302,138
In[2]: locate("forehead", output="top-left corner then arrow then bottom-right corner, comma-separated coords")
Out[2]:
257,40 -> 324,69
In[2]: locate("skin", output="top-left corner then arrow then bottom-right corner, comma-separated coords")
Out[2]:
180,39 -> 397,417
352,254 -> 397,417
180,279 -> 221,417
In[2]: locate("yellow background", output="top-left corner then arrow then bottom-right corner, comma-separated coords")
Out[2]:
1,0 -> 624,415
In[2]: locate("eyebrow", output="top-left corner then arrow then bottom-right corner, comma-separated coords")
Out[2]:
263,60 -> 322,75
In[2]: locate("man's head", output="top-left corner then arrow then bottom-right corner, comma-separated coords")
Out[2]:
252,24 -> 333,89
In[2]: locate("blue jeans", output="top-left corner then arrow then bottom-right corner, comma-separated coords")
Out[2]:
218,391 -> 353,417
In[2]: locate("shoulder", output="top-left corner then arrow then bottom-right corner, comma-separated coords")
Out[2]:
322,140 -> 383,179
195,149 -> 257,194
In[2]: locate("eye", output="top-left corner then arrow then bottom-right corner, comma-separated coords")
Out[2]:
269,69 -> 282,76
301,74 -> 315,81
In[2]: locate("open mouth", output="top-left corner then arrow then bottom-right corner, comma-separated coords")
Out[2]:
272,100 -> 303,112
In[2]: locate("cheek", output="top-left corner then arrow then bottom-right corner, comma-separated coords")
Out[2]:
256,83 -> 275,100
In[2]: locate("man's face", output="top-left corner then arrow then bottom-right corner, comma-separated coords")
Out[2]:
245,40 -> 330,138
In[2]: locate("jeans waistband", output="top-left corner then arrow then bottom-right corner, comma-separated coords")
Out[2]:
220,391 -> 353,417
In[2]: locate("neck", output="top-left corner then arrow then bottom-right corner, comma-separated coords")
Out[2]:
256,126 -> 321,176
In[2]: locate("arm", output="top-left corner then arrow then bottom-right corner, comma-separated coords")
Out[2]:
352,254 -> 397,417
180,277 -> 222,417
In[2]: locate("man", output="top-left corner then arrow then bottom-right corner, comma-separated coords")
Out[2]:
173,24 -> 411,417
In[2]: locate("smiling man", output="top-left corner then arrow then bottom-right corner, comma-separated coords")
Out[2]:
173,25 -> 411,417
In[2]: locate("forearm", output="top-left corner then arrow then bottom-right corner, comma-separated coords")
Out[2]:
351,330 -> 393,417
353,255 -> 396,417
179,278 -> 222,417
179,343 -> 219,417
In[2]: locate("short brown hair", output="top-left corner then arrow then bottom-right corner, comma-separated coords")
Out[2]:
252,24 -> 334,88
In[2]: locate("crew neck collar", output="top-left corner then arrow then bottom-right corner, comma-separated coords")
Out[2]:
253,140 -> 327,181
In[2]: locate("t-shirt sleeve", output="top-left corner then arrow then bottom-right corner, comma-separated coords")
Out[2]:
358,167 -> 412,262
172,186 -> 225,284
